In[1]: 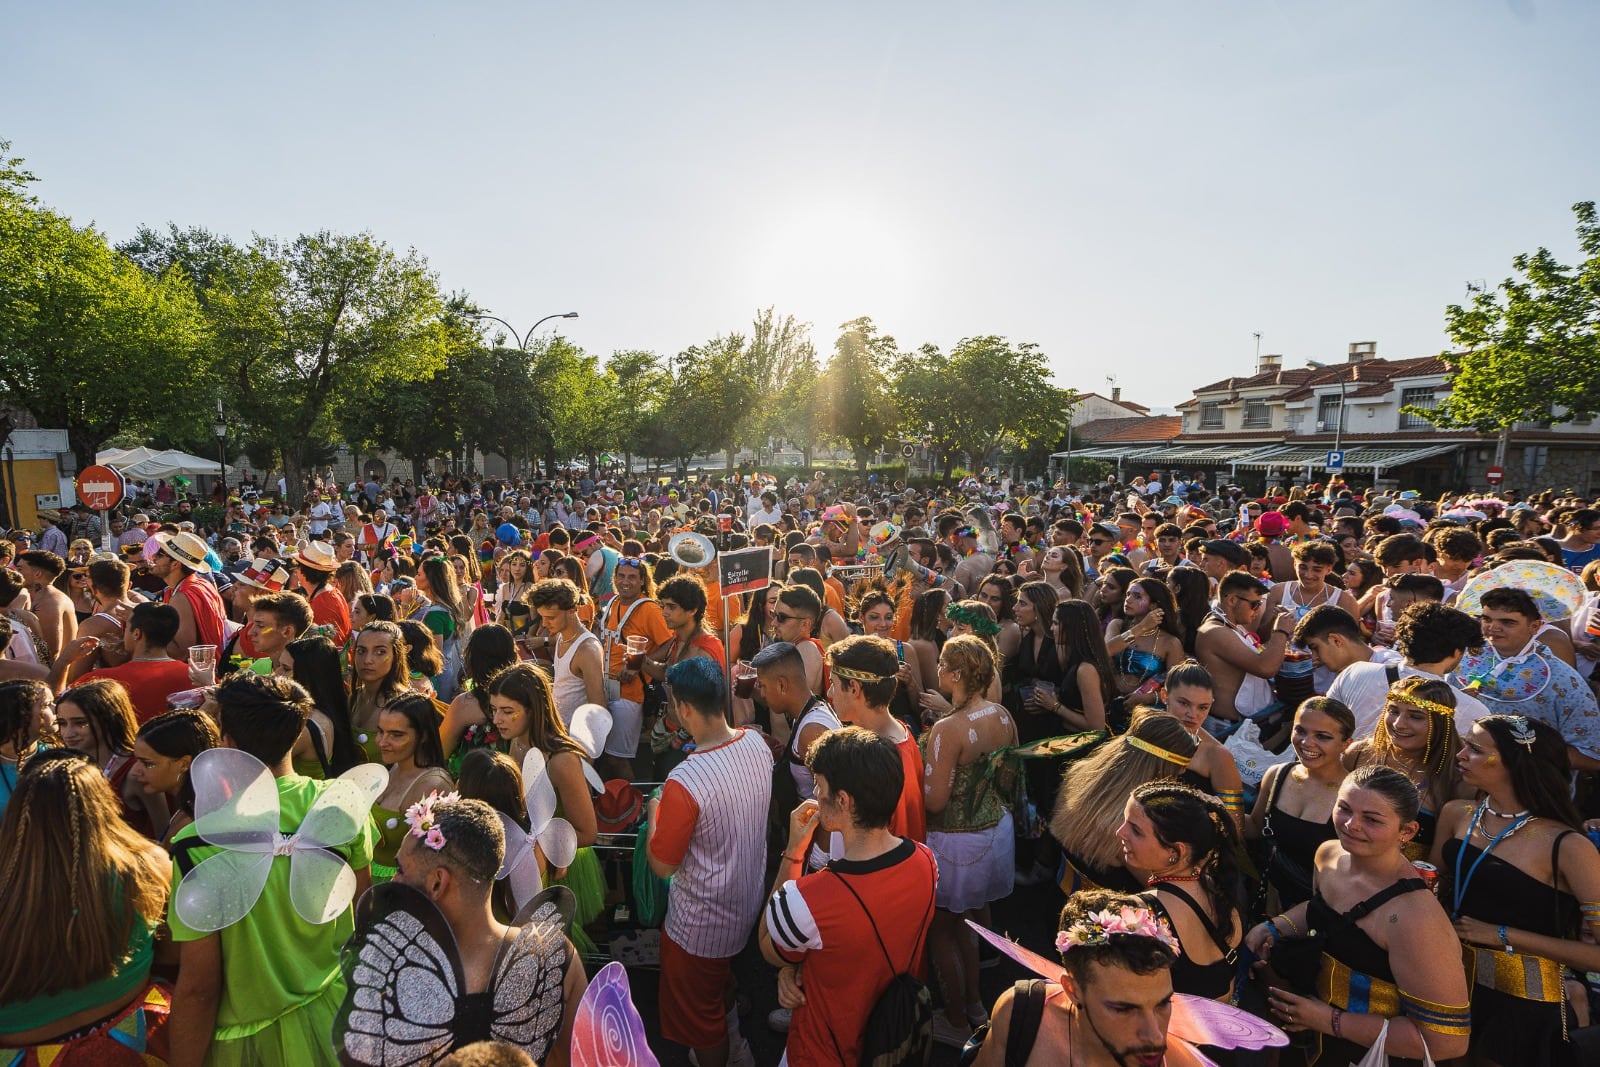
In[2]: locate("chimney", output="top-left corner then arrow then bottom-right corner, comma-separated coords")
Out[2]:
1111,387 -> 1122,402
1257,352 -> 1282,374
1348,341 -> 1376,363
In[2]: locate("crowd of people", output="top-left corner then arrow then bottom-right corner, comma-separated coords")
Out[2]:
3,463 -> 1600,1066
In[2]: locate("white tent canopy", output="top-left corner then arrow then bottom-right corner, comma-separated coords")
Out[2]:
96,447 -> 235,482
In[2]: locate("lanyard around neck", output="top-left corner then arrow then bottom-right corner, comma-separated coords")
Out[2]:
1451,802 -> 1531,918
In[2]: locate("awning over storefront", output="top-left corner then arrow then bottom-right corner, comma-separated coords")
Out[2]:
1232,443 -> 1459,471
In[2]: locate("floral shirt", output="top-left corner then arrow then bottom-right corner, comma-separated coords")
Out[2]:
1452,644 -> 1600,759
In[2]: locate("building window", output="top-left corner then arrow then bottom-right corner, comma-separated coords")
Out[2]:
1399,387 -> 1437,429
1242,400 -> 1271,428
1199,402 -> 1224,429
1317,394 -> 1343,432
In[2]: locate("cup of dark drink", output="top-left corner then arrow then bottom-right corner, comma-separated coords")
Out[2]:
625,635 -> 649,671
733,660 -> 757,699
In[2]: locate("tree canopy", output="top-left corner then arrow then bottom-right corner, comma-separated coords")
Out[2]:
1425,201 -> 1600,432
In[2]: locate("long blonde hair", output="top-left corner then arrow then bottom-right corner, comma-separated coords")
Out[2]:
0,753 -> 168,1001
1051,711 -> 1198,872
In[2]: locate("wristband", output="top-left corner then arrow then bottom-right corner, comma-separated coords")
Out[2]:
783,853 -> 804,864
1263,919 -> 1281,945
1499,924 -> 1513,953
1331,1006 -> 1343,1038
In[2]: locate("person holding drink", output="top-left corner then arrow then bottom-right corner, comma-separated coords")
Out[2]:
595,556 -> 671,781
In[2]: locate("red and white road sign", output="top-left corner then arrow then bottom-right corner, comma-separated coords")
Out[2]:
75,465 -> 126,511
1485,466 -> 1505,485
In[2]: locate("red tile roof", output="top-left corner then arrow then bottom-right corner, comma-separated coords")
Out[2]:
1076,416 -> 1183,443
1193,355 -> 1454,404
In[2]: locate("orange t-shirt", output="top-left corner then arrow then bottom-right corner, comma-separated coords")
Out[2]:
823,577 -> 847,618
601,597 -> 673,703
892,732 -> 928,843
702,578 -> 725,636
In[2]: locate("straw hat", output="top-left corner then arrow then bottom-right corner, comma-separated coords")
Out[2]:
157,532 -> 213,573
296,541 -> 339,572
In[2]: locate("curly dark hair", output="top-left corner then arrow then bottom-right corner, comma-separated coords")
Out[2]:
1393,602 -> 1483,664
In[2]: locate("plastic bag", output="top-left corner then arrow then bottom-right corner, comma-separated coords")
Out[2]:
1223,719 -> 1294,791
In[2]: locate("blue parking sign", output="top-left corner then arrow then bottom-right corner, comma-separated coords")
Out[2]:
1326,450 -> 1344,472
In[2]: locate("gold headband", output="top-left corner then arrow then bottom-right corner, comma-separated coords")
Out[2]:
831,664 -> 896,684
1385,695 -> 1455,718
1127,736 -> 1192,768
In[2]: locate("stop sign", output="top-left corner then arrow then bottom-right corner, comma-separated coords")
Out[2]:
1485,465 -> 1505,485
75,464 -> 126,511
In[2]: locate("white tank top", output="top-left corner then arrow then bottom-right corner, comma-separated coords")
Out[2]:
552,629 -> 600,725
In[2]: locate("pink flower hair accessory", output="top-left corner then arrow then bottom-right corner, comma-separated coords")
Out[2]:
404,791 -> 462,851
1055,906 -> 1181,956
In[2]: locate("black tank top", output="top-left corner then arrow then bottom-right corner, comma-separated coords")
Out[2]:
1141,882 -> 1236,1000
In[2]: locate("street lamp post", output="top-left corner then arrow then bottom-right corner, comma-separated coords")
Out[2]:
472,311 -> 579,352
471,311 -> 580,478
213,397 -> 227,497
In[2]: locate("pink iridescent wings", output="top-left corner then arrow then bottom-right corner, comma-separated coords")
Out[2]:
571,961 -> 660,1067
964,920 -> 1286,1053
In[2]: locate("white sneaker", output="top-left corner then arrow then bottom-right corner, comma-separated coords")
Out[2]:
930,1013 -> 973,1048
767,1006 -> 792,1033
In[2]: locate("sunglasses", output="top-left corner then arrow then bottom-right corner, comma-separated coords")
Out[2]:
1230,594 -> 1264,609
614,557 -> 646,570
770,611 -> 804,624
1087,538 -> 1111,547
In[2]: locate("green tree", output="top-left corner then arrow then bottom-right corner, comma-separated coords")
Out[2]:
605,350 -> 669,472
893,335 -> 1074,479
1423,201 -> 1600,435
337,302 -> 487,481
815,317 -> 901,471
667,335 -> 760,472
0,147 -> 210,468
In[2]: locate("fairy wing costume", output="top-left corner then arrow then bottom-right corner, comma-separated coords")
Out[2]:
966,920 -> 1288,1066
336,884 -> 577,1065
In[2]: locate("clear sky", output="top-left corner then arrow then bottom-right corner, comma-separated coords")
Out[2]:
7,2 -> 1596,408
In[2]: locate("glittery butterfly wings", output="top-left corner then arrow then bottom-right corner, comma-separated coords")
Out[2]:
571,962 -> 661,1067
174,749 -> 387,932
496,748 -> 580,913
336,881 -> 464,1066
485,887 -> 578,1063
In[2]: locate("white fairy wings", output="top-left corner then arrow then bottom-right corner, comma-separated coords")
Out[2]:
496,747 -> 581,913
173,748 -> 388,932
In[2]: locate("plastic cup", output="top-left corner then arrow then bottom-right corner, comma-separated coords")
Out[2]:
733,660 -> 757,699
625,635 -> 649,670
188,644 -> 218,684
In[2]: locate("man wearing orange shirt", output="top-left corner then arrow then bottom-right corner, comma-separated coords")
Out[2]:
596,557 -> 673,781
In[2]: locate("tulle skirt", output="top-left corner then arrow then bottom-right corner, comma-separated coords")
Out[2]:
927,812 -> 1014,913
551,845 -> 606,956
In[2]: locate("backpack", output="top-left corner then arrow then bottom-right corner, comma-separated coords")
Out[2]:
830,859 -> 937,1066
958,980 -> 1047,1067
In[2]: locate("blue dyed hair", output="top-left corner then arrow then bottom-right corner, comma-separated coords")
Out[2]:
666,656 -> 726,719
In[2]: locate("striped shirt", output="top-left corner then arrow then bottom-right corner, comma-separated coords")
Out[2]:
652,729 -> 774,958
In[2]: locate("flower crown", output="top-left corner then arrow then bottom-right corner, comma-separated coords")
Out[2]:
404,790 -> 461,852
1055,906 -> 1181,957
